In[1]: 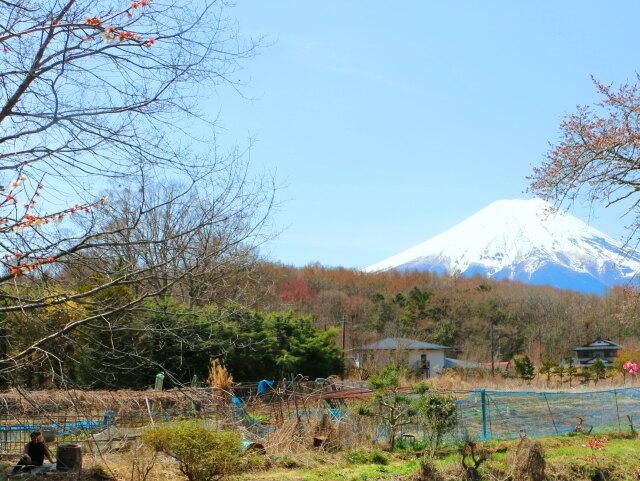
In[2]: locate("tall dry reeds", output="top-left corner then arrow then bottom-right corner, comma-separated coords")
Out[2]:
208,359 -> 233,408
208,359 -> 233,392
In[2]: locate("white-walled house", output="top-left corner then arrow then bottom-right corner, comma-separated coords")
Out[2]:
351,337 -> 451,377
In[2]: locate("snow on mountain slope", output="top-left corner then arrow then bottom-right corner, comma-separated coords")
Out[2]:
364,198 -> 640,294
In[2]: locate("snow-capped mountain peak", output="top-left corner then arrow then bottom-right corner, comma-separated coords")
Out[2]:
364,198 -> 640,294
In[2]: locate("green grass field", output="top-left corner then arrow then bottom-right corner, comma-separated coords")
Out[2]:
238,431 -> 640,481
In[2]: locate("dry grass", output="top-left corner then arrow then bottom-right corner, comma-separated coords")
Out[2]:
0,388 -> 216,414
208,360 -> 233,393
418,369 -> 637,393
260,418 -> 308,453
507,436 -> 545,481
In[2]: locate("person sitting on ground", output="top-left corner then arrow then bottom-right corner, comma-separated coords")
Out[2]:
10,431 -> 55,475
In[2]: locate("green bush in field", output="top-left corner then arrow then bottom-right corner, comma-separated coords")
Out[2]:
343,448 -> 389,465
143,421 -> 260,481
414,392 -> 457,460
412,381 -> 431,394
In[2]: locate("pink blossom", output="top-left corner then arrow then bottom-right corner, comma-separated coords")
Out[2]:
624,361 -> 638,376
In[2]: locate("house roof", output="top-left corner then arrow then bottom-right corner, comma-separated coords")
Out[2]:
444,358 -> 480,369
574,356 -> 614,366
574,337 -> 622,351
352,337 -> 451,351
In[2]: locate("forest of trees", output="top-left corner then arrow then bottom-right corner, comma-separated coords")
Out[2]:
7,251 -> 640,389
3,296 -> 344,389
255,263 -> 640,368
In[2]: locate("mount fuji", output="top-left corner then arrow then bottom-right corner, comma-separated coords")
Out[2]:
364,198 -> 640,295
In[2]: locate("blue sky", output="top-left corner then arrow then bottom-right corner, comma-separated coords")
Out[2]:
210,1 -> 640,268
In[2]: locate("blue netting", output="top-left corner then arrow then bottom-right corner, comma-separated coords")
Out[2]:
455,388 -> 640,440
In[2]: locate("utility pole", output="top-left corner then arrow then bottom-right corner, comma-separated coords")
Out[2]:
342,315 -> 347,353
490,321 -> 495,376
341,315 -> 351,381
538,326 -> 543,366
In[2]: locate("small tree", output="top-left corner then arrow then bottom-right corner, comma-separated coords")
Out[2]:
579,368 -> 593,385
590,358 -> 607,386
613,355 -> 639,384
513,355 -> 535,383
565,357 -> 578,387
143,421 -> 259,481
414,392 -> 457,462
539,359 -> 558,386
366,365 -> 414,450
553,363 -> 565,387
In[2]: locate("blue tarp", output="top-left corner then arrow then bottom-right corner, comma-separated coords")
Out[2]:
0,410 -> 114,436
257,380 -> 273,395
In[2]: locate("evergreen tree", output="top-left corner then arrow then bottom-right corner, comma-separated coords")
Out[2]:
565,357 -> 578,387
553,363 -> 565,386
401,287 -> 431,328
539,359 -> 559,386
513,355 -> 535,383
590,358 -> 607,385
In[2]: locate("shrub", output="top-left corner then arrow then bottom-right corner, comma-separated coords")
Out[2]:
343,448 -> 389,465
393,436 -> 425,452
412,381 -> 431,394
414,392 -> 457,461
143,421 -> 260,481
368,449 -> 390,465
412,391 -> 457,481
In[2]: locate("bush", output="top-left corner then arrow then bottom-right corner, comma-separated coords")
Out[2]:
368,449 -> 390,465
412,381 -> 431,394
343,448 -> 389,465
143,421 -> 260,481
414,392 -> 457,461
393,436 -> 428,452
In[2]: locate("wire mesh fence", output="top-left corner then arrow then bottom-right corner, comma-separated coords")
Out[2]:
1,385 -> 639,456
455,388 -> 640,440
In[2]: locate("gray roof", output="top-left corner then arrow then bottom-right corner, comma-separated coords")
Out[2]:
574,337 -> 622,351
353,337 -> 451,351
444,358 -> 480,369
576,356 -> 614,366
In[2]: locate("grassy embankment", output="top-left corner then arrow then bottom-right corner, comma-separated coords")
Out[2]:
1,432 -> 639,481
237,431 -> 640,481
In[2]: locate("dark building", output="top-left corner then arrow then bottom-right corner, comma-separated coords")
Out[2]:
573,338 -> 621,367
